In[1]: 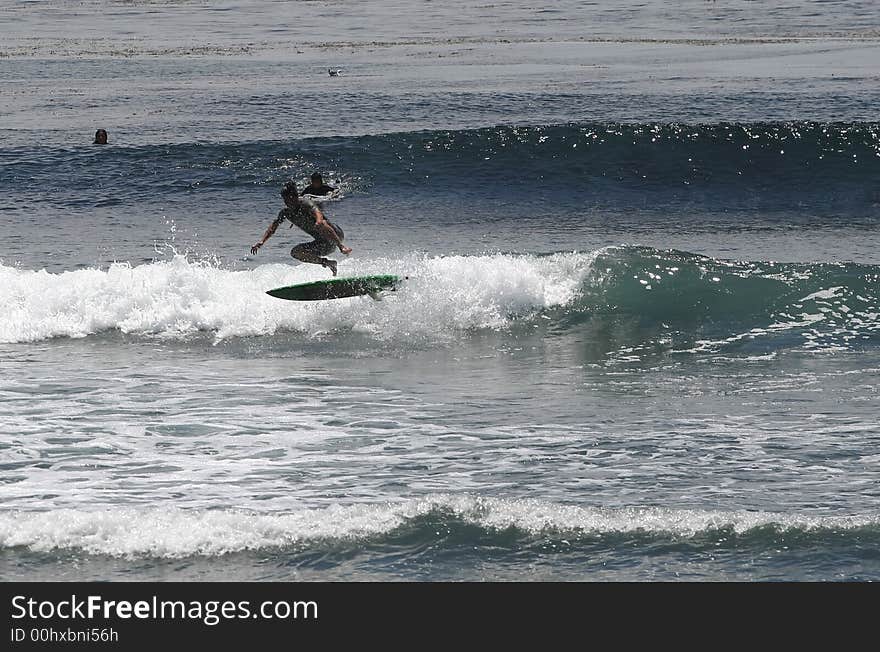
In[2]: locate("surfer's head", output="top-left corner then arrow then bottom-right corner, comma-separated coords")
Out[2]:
281,181 -> 299,204
93,129 -> 108,145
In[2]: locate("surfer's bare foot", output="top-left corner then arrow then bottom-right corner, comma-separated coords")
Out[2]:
339,245 -> 352,255
323,259 -> 338,276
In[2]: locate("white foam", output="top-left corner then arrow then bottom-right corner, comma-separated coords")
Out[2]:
0,252 -> 595,344
800,287 -> 844,302
0,504 -> 422,557
457,496 -> 876,536
0,496 -> 875,558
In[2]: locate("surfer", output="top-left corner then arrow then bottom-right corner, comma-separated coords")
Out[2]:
93,129 -> 108,144
250,181 -> 351,276
301,172 -> 337,197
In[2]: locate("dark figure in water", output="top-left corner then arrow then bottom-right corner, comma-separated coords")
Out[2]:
93,129 -> 108,144
250,181 -> 351,276
301,172 -> 337,197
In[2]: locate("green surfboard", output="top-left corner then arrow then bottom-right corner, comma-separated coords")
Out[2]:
266,274 -> 402,301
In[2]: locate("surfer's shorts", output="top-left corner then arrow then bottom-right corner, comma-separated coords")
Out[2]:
293,239 -> 335,257
292,223 -> 344,258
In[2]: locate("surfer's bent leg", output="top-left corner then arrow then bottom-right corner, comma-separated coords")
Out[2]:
291,240 -> 338,276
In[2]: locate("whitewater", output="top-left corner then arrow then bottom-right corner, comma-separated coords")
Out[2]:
0,252 -> 592,343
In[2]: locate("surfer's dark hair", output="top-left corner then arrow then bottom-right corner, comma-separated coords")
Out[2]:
281,181 -> 298,197
310,172 -> 323,181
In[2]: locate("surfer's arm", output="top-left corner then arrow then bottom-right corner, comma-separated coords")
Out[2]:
313,208 -> 352,255
251,217 -> 283,255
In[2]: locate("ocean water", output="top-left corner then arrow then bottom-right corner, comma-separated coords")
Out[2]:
1,0 -> 879,581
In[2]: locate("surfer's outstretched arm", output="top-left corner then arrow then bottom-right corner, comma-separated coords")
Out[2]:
251,218 -> 282,255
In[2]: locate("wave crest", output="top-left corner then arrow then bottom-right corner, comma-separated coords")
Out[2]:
2,497 -> 877,558
2,247 -> 877,354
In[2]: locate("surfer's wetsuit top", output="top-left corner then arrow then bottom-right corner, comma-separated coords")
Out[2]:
300,184 -> 336,197
275,197 -> 344,256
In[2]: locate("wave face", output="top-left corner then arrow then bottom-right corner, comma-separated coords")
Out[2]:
577,246 -> 880,354
1,247 -> 877,353
3,122 -> 879,213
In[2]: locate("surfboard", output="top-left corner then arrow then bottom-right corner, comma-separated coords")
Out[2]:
300,191 -> 341,202
266,274 -> 402,301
